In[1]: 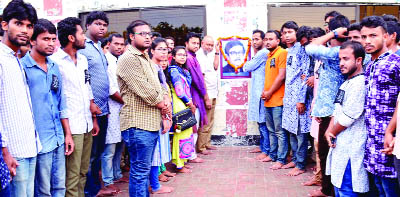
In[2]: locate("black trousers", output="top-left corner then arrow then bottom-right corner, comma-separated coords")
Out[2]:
317,116 -> 334,196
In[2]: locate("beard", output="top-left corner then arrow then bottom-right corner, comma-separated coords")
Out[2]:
8,34 -> 28,47
73,40 -> 85,50
36,48 -> 53,57
343,65 -> 357,77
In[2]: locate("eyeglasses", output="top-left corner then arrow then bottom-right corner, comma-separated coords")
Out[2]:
176,53 -> 187,57
134,32 -> 152,37
155,48 -> 168,52
229,51 -> 244,56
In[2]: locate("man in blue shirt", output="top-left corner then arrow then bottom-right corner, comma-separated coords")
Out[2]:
78,11 -> 117,196
22,19 -> 74,197
305,15 -> 349,197
243,30 -> 270,161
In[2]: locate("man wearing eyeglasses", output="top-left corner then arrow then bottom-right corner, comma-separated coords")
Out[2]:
117,20 -> 170,197
78,11 -> 117,196
222,40 -> 246,74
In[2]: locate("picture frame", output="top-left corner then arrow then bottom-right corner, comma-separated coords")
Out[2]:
218,36 -> 252,79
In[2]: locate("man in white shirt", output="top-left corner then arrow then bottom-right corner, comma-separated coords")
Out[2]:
51,17 -> 100,197
0,1 -> 41,196
101,34 -> 128,191
196,35 -> 219,154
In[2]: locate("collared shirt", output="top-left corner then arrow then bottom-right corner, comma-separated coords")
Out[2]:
305,44 -> 344,117
0,42 -> 40,158
364,51 -> 400,178
243,47 -> 268,123
105,52 -> 122,144
326,74 -> 369,193
187,51 -> 208,127
196,48 -> 218,99
264,46 -> 287,107
0,131 -> 10,190
79,38 -> 109,115
282,42 -> 312,134
22,52 -> 67,154
51,49 -> 94,135
117,45 -> 166,132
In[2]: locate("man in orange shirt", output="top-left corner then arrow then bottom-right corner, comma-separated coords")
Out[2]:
261,30 -> 288,170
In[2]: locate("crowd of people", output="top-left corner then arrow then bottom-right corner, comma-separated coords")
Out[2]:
1,0 -> 400,197
244,10 -> 400,197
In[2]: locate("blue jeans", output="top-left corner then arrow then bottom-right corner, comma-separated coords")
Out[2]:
265,106 -> 288,164
258,122 -> 270,155
334,161 -> 363,196
367,172 -> 400,197
113,142 -> 124,181
86,115 -> 108,196
101,143 -> 116,186
0,184 -> 11,197
149,166 -> 161,192
35,144 -> 66,197
289,131 -> 308,170
126,127 -> 159,197
10,157 -> 36,197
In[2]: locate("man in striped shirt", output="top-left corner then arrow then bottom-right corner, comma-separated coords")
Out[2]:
0,0 -> 40,196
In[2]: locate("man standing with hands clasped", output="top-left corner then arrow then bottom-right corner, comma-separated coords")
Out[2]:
117,20 -> 170,197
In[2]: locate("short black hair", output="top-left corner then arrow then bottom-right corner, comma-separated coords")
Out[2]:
151,32 -> 161,39
281,21 -> 299,32
329,15 -> 350,42
57,17 -> 82,48
324,11 -> 341,21
185,32 -> 201,43
165,36 -> 175,42
85,11 -> 109,27
151,37 -> 167,50
2,0 -> 38,24
109,33 -> 123,43
31,19 -> 56,41
383,14 -> 398,22
126,20 -> 150,43
386,21 -> 400,43
340,40 -> 365,62
170,46 -> 188,69
296,26 -> 312,42
310,27 -> 326,39
266,30 -> 281,41
252,29 -> 265,39
328,15 -> 350,31
100,37 -> 109,49
348,22 -> 361,32
360,15 -> 387,33
224,40 -> 245,56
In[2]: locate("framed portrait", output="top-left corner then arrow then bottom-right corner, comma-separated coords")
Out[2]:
218,36 -> 251,79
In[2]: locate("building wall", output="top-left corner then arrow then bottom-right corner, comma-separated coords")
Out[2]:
1,0 -> 399,142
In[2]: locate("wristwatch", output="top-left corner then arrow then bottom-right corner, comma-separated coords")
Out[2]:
333,30 -> 338,39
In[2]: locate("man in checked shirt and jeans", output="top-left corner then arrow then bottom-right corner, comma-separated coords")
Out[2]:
0,0 -> 41,196
361,16 -> 400,196
117,20 -> 170,197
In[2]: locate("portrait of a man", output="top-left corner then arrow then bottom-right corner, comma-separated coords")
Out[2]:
220,39 -> 251,78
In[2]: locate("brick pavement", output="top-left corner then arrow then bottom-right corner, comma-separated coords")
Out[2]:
115,146 -> 319,197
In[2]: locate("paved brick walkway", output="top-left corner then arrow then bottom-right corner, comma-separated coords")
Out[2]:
115,146 -> 319,197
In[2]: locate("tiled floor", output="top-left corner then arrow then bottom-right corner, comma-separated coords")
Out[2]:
115,146 -> 319,197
